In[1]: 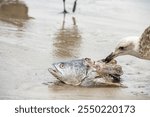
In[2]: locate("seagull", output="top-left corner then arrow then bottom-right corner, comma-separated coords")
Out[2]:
104,26 -> 150,62
62,0 -> 68,13
62,0 -> 78,14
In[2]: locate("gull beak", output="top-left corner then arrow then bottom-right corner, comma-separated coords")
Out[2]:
103,52 -> 116,63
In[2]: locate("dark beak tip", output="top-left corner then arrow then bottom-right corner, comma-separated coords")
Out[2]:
104,52 -> 115,63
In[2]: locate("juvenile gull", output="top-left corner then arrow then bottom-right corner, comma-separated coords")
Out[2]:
105,26 -> 150,62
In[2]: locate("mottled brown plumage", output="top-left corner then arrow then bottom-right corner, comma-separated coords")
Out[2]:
139,26 -> 150,59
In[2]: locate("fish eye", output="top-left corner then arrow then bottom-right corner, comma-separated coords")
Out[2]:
59,63 -> 65,69
85,58 -> 91,61
119,46 -> 125,50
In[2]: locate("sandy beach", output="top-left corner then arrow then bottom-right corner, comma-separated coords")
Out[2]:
0,0 -> 150,99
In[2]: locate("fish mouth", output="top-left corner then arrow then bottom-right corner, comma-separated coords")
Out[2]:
48,64 -> 62,78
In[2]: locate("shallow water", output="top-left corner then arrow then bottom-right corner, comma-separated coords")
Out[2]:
0,0 -> 150,99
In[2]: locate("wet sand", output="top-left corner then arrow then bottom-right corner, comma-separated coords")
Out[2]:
0,0 -> 150,99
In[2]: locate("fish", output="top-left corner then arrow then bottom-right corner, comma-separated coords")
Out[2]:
48,58 -> 126,87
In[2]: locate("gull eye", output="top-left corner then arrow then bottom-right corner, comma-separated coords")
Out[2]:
59,63 -> 65,69
119,46 -> 125,50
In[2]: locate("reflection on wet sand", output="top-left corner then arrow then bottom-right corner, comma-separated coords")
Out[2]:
53,14 -> 82,59
0,0 -> 30,26
47,82 -> 125,100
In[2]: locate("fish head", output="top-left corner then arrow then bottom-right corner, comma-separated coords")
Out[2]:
48,59 -> 93,85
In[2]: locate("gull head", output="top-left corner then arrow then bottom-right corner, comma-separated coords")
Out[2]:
105,36 -> 139,62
